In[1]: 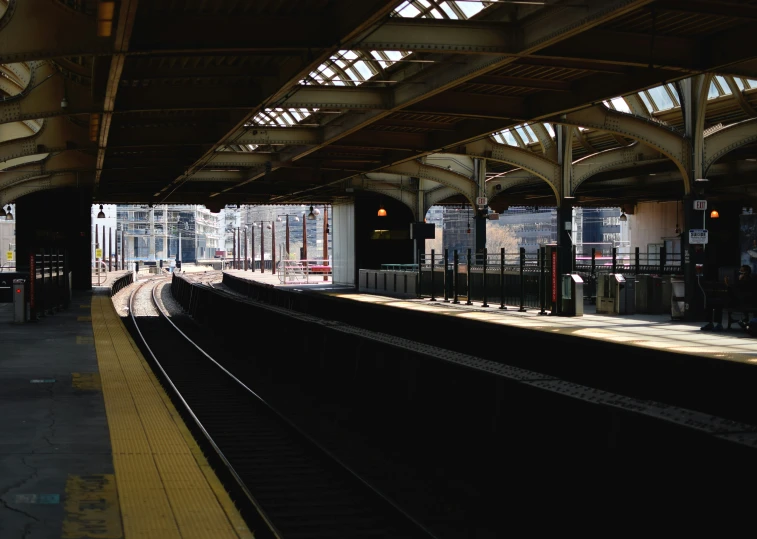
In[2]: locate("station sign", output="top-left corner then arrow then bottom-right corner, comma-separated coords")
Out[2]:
476,196 -> 488,207
689,229 -> 708,244
694,199 -> 707,210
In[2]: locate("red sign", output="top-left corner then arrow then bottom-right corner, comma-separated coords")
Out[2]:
551,250 -> 557,303
29,254 -> 35,309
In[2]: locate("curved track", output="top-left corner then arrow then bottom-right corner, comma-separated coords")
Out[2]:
127,278 -> 438,539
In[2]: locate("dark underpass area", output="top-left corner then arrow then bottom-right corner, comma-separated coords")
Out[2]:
169,274 -> 757,535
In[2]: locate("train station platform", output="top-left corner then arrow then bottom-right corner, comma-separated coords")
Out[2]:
0,285 -> 252,538
219,269 -> 757,365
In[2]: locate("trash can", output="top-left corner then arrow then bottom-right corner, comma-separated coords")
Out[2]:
671,277 -> 685,320
561,274 -> 584,316
13,279 -> 26,323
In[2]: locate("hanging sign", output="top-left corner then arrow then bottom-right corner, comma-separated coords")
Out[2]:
693,200 -> 707,211
689,229 -> 708,244
476,196 -> 488,207
5,251 -> 12,261
95,248 -> 103,259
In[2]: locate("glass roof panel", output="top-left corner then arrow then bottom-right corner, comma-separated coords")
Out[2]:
639,91 -> 654,112
543,123 -> 555,137
393,0 -> 492,19
610,97 -> 631,113
715,76 -> 732,96
523,124 -> 537,142
747,79 -> 757,89
735,78 -> 747,91
515,126 -> 531,143
708,81 -> 720,99
646,85 -> 675,111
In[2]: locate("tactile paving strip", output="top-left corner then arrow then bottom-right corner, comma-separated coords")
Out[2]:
91,295 -> 252,539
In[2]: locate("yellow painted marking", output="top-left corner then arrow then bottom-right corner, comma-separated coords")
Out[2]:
62,474 -> 123,538
80,304 -> 90,309
91,296 -> 254,539
76,336 -> 94,345
78,316 -> 93,322
72,373 -> 102,392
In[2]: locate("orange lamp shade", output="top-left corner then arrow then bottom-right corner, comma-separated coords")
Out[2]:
377,207 -> 387,217
710,210 -> 720,219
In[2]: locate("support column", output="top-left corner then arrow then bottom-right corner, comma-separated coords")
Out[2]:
677,75 -> 712,321
260,221 -> 264,273
149,205 -> 155,261
555,125 -> 575,315
474,158 -> 486,257
302,214 -> 308,260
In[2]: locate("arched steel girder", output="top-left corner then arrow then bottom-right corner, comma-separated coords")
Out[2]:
703,118 -> 757,175
423,153 -> 474,178
486,174 -> 542,201
0,116 -> 88,164
571,142 -> 666,192
529,123 -> 557,160
0,152 -> 50,171
0,62 -> 31,88
555,105 -> 689,189
0,0 -> 110,64
465,137 -> 560,198
0,172 -> 88,206
381,161 -> 477,207
0,119 -> 36,142
426,186 -> 464,208
0,151 -> 94,191
0,62 -> 94,126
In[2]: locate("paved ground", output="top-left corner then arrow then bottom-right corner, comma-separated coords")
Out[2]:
0,296 -> 120,539
219,271 -> 757,365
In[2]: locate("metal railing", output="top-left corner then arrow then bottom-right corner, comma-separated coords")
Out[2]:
278,259 -> 332,284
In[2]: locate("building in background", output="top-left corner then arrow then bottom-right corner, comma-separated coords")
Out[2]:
0,203 -> 16,269
95,204 -> 222,265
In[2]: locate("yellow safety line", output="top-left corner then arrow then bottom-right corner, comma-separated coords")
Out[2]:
91,295 -> 254,539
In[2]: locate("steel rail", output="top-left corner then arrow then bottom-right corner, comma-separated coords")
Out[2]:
127,277 -> 282,539
129,276 -> 439,539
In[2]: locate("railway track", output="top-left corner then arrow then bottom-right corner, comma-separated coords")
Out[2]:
126,277 -> 438,539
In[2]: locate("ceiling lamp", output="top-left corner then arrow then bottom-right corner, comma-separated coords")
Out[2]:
307,206 -> 317,220
619,212 -> 627,222
377,204 -> 387,217
97,204 -> 105,218
5,205 -> 13,220
710,209 -> 720,219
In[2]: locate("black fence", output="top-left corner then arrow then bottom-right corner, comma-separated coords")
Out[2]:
110,272 -> 133,297
415,246 -> 683,311
1,250 -> 72,315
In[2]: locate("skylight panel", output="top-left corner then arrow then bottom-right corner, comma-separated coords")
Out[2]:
715,76 -> 732,96
707,81 -> 720,99
610,97 -> 631,113
639,91 -> 654,112
440,3 -> 459,18
735,78 -> 746,91
543,123 -> 555,137
747,79 -> 757,89
524,124 -> 538,141
646,85 -> 674,111
456,1 -> 488,18
395,1 -> 421,17
515,126 -> 532,143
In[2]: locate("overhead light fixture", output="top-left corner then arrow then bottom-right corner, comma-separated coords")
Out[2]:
619,212 -> 627,222
377,204 -> 387,217
710,209 -> 720,219
97,1 -> 115,37
308,206 -> 317,220
5,205 -> 13,220
97,204 -> 105,218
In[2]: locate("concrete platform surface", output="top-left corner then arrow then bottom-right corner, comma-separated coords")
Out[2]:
0,295 -> 120,539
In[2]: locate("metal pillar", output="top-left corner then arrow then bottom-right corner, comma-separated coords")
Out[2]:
481,248 -> 488,307
499,247 -> 506,310
260,221 -> 264,273
443,248 -> 449,303
465,248 -> 472,306
429,249 -> 436,301
244,228 -> 248,270
271,220 -> 276,274
302,214 -> 307,261
452,250 -> 459,304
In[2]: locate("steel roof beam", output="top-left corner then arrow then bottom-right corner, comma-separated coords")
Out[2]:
206,152 -> 278,167
355,18 -> 521,54
0,117 -> 91,164
280,86 -> 392,110
0,0 -> 112,64
233,127 -> 322,146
